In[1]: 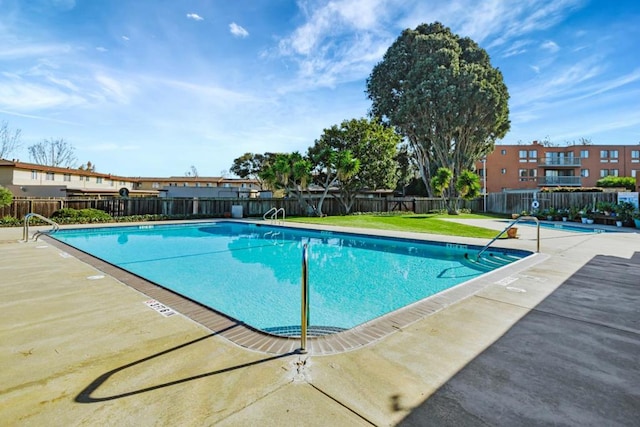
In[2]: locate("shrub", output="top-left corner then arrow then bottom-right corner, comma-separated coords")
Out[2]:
596,176 -> 635,190
51,208 -> 80,219
51,207 -> 112,222
0,186 -> 13,208
0,215 -> 20,227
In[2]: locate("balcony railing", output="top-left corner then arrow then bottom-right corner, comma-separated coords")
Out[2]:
537,176 -> 582,186
537,157 -> 582,167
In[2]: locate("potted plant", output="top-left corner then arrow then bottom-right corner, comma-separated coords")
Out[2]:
613,202 -> 635,227
632,210 -> 640,229
567,206 -> 579,222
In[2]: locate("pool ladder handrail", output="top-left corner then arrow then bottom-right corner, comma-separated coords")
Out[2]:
263,207 -> 285,224
299,243 -> 310,354
23,213 -> 60,241
476,215 -> 540,259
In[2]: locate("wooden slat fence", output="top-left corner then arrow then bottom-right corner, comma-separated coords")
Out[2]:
2,192 -> 619,220
2,196 -> 482,219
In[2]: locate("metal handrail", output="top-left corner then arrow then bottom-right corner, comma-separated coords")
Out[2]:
477,215 -> 540,259
263,207 -> 277,221
273,208 -> 285,223
23,213 -> 60,241
263,207 -> 285,224
299,243 -> 309,354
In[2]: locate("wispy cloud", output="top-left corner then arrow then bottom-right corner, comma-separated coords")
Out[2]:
540,40 -> 560,53
121,36 -> 129,41
186,13 -> 204,21
229,23 -> 249,38
96,46 -> 108,52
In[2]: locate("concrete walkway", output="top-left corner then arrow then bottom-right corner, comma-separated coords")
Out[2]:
1,220 -> 639,426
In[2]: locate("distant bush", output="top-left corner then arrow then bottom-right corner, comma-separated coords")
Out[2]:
595,176 -> 635,190
0,215 -> 20,227
52,208 -> 112,223
0,186 -> 12,208
539,187 -> 603,193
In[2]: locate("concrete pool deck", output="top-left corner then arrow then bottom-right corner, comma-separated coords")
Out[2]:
1,219 -> 639,425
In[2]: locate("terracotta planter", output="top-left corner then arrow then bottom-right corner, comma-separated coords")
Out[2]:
507,227 -> 518,238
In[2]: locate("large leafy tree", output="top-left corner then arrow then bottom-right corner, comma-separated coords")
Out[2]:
367,22 -> 510,198
230,152 -> 275,190
308,118 -> 401,215
28,138 -> 77,167
259,152 -> 312,212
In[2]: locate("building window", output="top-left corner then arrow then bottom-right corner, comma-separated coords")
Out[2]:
529,150 -> 537,161
183,183 -> 188,187
31,170 -> 38,179
500,149 -> 507,155
600,150 -> 608,158
63,173 -> 71,182
206,183 -> 212,187
195,182 -> 201,187
501,168 -> 506,174
600,169 -> 619,177
85,176 -> 90,182
152,182 -> 160,189
96,177 -> 103,184
632,170 -> 637,178
610,150 -> 619,159
45,172 -> 54,181
580,150 -> 589,158
519,150 -> 527,162
580,169 -> 589,178
223,183 -> 231,187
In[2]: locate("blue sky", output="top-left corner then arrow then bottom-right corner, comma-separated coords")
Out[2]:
1,0 -> 639,177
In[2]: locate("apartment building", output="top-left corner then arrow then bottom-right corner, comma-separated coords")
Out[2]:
0,159 -> 260,198
476,141 -> 640,193
0,159 -> 147,197
135,176 -> 260,198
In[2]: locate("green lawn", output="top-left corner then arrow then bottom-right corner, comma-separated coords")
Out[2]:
287,213 -> 506,239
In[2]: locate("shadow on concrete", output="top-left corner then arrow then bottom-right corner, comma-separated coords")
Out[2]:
400,252 -> 640,426
75,323 -> 296,403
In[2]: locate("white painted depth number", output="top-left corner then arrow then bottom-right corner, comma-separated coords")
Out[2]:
144,300 -> 176,317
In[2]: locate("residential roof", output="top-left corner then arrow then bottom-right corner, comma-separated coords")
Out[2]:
0,159 -> 135,182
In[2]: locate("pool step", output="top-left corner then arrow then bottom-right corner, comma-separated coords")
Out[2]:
262,325 -> 347,337
463,252 -> 520,271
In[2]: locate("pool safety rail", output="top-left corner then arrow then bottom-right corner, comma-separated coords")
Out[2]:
23,213 -> 60,241
477,215 -> 540,259
263,207 -> 286,224
299,243 -> 310,353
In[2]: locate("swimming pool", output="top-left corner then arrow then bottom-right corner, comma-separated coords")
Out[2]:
52,222 -> 530,335
516,220 -> 613,233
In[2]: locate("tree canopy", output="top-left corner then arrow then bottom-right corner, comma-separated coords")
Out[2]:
28,138 -> 77,167
308,118 -> 401,214
230,152 -> 275,190
259,152 -> 312,211
366,22 -> 510,197
0,185 -> 12,208
0,121 -> 22,160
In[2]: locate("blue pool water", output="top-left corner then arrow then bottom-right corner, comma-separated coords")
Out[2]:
52,222 -> 529,333
517,220 -> 614,233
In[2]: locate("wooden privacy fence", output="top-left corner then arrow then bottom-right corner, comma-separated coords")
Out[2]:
1,196 -> 481,219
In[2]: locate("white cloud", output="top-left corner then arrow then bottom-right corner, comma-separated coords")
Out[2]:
540,40 -> 560,53
229,23 -> 249,38
186,13 -> 204,21
96,46 -> 108,52
122,36 -> 129,41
